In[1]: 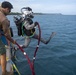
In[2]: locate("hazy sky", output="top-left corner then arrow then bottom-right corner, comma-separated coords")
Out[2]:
0,0 -> 76,15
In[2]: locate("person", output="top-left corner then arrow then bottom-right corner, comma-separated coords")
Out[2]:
0,1 -> 16,75
14,7 -> 56,49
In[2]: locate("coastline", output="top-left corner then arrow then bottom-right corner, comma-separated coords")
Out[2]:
9,12 -> 62,15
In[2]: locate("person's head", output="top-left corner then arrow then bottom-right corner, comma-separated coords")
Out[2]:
1,1 -> 13,15
21,7 -> 34,19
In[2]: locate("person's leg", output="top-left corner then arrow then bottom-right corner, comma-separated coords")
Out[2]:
21,37 -> 31,48
33,33 -> 47,44
44,32 -> 56,44
0,42 -> 13,75
1,53 -> 6,75
1,53 -> 14,75
33,32 -> 56,44
0,39 -> 6,75
0,40 -> 6,74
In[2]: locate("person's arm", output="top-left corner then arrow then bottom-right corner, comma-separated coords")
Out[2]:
2,19 -> 16,44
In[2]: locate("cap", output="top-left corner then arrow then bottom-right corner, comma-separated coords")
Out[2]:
1,1 -> 13,9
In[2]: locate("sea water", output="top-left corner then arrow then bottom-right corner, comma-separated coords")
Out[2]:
7,14 -> 76,75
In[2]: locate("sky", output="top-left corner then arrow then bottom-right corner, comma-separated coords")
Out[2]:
0,0 -> 76,15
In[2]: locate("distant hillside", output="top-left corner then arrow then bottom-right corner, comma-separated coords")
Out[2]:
9,12 -> 44,15
9,12 -> 62,15
9,12 -> 21,15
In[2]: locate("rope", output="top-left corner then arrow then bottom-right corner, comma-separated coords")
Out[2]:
15,42 -> 35,75
32,22 -> 41,69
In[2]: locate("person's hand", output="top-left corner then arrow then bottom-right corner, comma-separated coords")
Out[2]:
14,46 -> 18,50
13,40 -> 16,44
34,22 -> 38,26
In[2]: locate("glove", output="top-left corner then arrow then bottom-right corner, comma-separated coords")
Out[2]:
34,22 -> 38,26
14,46 -> 18,50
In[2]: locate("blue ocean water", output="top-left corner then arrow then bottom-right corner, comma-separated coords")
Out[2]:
8,14 -> 76,75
